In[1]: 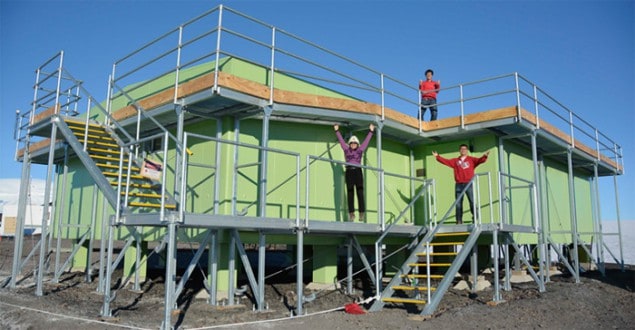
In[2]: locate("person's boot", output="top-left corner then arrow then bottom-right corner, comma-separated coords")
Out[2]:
456,219 -> 463,225
349,212 -> 355,221
359,212 -> 365,222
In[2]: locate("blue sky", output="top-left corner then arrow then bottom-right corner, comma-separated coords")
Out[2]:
1,0 -> 633,221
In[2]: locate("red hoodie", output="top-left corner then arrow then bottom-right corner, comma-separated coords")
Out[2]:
435,154 -> 488,184
419,80 -> 440,99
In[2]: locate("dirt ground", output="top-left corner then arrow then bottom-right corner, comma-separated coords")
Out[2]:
1,236 -> 634,329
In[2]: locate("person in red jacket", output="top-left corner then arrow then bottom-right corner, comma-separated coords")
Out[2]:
419,69 -> 441,121
433,144 -> 489,224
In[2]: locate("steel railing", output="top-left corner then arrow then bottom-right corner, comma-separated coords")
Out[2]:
99,5 -> 621,176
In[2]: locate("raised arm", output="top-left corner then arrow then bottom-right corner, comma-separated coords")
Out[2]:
432,150 -> 453,168
334,124 -> 348,149
358,124 -> 375,151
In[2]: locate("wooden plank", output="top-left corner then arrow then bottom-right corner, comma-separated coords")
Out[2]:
31,104 -> 59,125
106,69 -> 620,173
177,72 -> 216,97
520,109 -> 620,170
16,138 -> 61,158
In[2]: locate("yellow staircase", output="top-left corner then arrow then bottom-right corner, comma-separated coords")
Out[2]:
64,119 -> 176,210
368,225 -> 484,317
381,231 -> 470,306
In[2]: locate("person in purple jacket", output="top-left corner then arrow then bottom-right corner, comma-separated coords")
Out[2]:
334,123 -> 375,221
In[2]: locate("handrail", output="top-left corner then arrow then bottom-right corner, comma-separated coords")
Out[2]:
15,8 -> 623,177
305,154 -> 430,228
99,5 -> 621,175
182,132 -> 302,225
498,171 -> 538,229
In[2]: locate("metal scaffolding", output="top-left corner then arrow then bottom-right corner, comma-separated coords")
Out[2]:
4,5 -> 626,330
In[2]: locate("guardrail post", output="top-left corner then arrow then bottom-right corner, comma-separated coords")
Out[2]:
376,122 -> 384,228
213,5 -> 223,92
514,72 -> 521,121
269,27 -> 276,105
380,74 -> 385,121
259,106 -> 273,217
533,84 -> 540,130
460,84 -> 465,129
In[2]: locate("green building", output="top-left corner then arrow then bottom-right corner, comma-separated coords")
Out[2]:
8,6 -> 625,329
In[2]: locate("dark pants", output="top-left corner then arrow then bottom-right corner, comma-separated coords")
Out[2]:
419,97 -> 438,121
455,182 -> 474,223
345,167 -> 365,213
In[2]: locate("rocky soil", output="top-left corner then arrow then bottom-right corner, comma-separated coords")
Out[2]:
1,237 -> 633,329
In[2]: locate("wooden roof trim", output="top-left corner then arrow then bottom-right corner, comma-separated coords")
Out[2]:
16,138 -> 60,158
102,71 -> 619,172
31,104 -> 59,125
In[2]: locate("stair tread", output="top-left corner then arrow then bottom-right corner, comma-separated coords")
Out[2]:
73,132 -> 115,141
434,232 -> 470,237
429,242 -> 465,246
391,285 -> 436,291
83,141 -> 119,148
129,201 -> 176,209
416,252 -> 458,256
88,147 -> 121,155
91,154 -> 129,162
401,274 -> 444,279
408,263 -> 452,267
110,181 -> 155,189
68,126 -> 111,135
382,297 -> 427,305
122,192 -> 163,198
96,163 -> 139,171
103,171 -> 145,180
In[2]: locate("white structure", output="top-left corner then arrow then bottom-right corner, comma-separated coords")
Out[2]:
0,204 -> 46,236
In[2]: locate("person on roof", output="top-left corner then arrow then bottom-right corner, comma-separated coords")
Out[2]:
334,123 -> 375,221
432,144 -> 489,224
419,69 -> 441,121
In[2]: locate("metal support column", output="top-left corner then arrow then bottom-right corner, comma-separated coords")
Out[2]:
259,106 -> 273,218
493,229 -> 503,301
174,105 -> 185,212
161,222 -> 178,330
101,221 -> 116,317
232,118 -> 240,215
207,230 -> 218,306
503,234 -> 511,291
347,236 -> 353,294
214,119 -> 223,214
538,160 -> 551,282
566,149 -> 580,282
96,195 -> 109,293
85,183 -> 99,283
613,175 -> 624,271
227,230 -> 236,305
375,121 -> 384,228
530,132 -> 546,284
257,231 -> 266,311
9,145 -> 32,288
54,144 -> 69,283
497,137 -> 508,225
133,229 -> 142,292
409,148 -> 415,224
470,242 -> 478,294
36,124 -> 58,296
592,163 -> 605,275
295,228 -> 304,316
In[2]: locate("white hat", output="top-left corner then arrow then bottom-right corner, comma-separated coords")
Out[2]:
348,135 -> 360,144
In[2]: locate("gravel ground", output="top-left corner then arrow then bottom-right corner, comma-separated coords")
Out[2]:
1,237 -> 633,329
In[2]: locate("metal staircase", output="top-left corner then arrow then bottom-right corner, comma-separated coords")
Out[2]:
370,224 -> 482,315
56,117 -> 176,211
